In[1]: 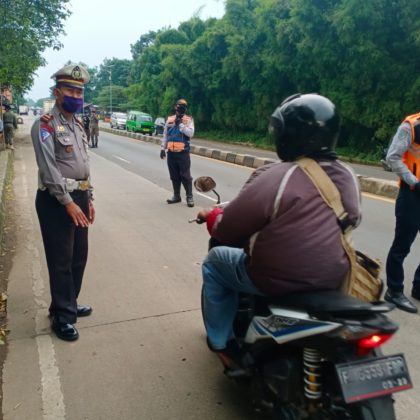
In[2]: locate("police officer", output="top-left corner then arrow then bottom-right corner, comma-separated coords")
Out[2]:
82,110 -> 91,145
90,109 -> 99,148
385,112 -> 420,313
160,99 -> 195,207
31,64 -> 95,341
2,104 -> 17,149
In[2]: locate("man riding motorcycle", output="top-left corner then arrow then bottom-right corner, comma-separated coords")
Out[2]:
196,93 -> 362,367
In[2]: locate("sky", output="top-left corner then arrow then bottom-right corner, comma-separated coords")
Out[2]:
27,0 -> 225,101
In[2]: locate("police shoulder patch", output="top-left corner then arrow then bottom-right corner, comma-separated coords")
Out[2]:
39,123 -> 54,143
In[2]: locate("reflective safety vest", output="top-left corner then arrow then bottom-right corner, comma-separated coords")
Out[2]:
401,113 -> 420,182
166,115 -> 191,152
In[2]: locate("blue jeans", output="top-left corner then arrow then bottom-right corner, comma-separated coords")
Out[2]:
202,246 -> 263,350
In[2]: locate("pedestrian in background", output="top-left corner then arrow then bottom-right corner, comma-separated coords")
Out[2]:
2,104 -> 17,150
385,112 -> 420,313
160,98 -> 195,207
90,109 -> 99,148
31,63 -> 95,341
0,118 -> 3,143
82,110 -> 91,145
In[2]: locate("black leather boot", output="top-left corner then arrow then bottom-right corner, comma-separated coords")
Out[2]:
167,181 -> 181,204
384,289 -> 418,313
183,180 -> 194,207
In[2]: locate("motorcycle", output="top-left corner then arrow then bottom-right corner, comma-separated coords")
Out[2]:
190,176 -> 413,420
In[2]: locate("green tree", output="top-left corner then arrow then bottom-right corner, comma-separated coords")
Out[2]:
92,58 -> 131,104
95,85 -> 128,113
93,0 -> 420,155
0,0 -> 71,95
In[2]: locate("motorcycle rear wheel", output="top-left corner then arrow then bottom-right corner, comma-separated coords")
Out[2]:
347,396 -> 396,420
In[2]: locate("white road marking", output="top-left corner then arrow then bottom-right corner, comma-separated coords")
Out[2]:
21,160 -> 66,420
196,191 -> 219,202
362,192 -> 395,203
113,155 -> 131,164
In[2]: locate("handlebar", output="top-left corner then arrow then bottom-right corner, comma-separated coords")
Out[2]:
188,218 -> 205,224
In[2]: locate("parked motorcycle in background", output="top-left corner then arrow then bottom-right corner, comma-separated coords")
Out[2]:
191,176 -> 413,420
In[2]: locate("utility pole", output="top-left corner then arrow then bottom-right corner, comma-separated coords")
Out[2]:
109,68 -> 112,114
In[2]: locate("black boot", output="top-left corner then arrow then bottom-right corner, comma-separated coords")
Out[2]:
183,180 -> 194,208
167,181 -> 181,204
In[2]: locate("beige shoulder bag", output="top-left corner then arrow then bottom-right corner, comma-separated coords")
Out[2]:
296,158 -> 383,302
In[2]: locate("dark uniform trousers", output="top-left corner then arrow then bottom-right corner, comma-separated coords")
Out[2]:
4,123 -> 14,144
167,150 -> 192,183
386,183 -> 420,292
35,189 -> 89,324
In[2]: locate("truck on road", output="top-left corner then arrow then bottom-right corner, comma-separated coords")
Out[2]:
42,99 -> 55,115
18,105 -> 29,115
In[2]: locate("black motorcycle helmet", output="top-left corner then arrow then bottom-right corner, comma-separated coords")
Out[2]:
270,93 -> 340,161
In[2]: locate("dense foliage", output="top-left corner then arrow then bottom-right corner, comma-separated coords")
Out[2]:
89,0 -> 419,154
15,0 -> 420,154
0,0 -> 70,94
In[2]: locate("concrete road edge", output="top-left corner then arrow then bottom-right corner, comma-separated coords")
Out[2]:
101,127 -> 398,200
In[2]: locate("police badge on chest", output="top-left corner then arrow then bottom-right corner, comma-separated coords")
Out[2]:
56,129 -> 74,153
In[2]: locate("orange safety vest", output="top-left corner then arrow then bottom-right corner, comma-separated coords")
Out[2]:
166,115 -> 192,152
401,113 -> 420,183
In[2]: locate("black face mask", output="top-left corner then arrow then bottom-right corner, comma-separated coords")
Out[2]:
176,105 -> 186,115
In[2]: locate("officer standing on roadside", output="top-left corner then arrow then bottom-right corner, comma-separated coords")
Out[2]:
90,109 -> 99,148
31,63 -> 95,341
385,112 -> 420,313
2,104 -> 17,149
82,110 -> 91,145
160,98 -> 195,207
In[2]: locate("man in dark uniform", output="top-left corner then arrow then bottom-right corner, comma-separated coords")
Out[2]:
90,109 -> 99,148
160,98 -> 195,207
31,63 -> 95,341
384,112 -> 420,313
82,110 -> 91,145
2,104 -> 17,149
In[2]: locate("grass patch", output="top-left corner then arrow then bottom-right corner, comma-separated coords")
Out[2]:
195,130 -> 275,151
195,131 -> 382,165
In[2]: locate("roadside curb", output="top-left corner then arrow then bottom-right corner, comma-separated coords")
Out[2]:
101,127 -> 398,200
0,150 -> 13,247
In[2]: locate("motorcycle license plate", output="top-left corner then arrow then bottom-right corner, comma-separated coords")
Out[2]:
336,354 -> 412,403
143,128 -> 150,132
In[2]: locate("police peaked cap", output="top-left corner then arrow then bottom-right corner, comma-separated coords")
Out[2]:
51,64 -> 90,89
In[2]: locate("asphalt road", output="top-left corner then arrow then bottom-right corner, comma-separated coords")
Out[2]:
100,121 -> 399,182
2,118 -> 418,420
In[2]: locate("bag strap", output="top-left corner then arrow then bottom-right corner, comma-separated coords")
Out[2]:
296,157 -> 355,294
296,158 -> 353,235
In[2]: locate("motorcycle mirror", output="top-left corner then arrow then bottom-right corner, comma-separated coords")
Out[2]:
194,176 -> 216,193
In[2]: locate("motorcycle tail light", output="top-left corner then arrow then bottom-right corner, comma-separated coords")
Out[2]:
356,333 -> 394,356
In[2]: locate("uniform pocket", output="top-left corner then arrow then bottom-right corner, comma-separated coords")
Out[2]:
56,134 -> 75,157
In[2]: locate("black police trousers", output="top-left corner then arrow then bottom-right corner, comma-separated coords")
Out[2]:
386,184 -> 420,292
35,189 -> 89,324
167,150 -> 192,183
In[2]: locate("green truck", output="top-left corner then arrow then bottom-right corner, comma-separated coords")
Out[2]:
126,111 -> 155,134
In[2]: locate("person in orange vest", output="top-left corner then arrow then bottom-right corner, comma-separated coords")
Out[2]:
385,112 -> 420,313
160,98 -> 195,207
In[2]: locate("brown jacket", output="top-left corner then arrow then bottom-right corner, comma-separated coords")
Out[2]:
212,160 -> 361,295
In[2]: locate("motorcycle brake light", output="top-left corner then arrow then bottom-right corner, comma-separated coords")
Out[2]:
356,333 -> 394,356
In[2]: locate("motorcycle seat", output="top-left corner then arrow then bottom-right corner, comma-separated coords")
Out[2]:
265,290 -> 394,317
